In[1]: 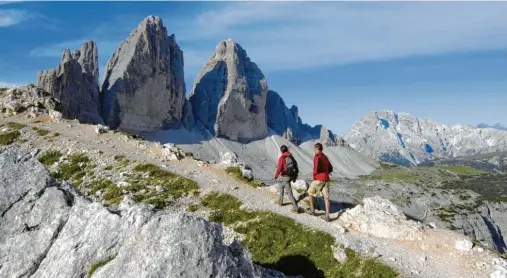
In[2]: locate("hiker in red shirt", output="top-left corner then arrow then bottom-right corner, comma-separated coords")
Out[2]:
274,145 -> 302,213
306,142 -> 333,222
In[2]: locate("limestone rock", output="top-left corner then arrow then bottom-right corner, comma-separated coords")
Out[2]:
0,147 -> 288,278
100,16 -> 186,132
292,179 -> 308,191
0,84 -> 61,116
162,143 -> 185,161
455,238 -> 474,252
338,196 -> 423,240
182,98 -> 194,130
36,41 -> 102,124
333,246 -> 347,263
189,39 -> 268,142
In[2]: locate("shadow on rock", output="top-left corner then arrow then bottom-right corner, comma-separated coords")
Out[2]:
260,255 -> 325,278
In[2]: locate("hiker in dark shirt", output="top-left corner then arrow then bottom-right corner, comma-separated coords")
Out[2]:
274,145 -> 302,213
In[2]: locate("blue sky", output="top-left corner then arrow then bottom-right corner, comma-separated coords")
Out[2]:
0,1 -> 506,135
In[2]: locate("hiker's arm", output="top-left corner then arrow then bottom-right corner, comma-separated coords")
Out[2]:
312,156 -> 318,179
274,157 -> 283,179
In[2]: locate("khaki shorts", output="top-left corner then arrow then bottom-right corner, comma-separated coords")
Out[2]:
308,180 -> 330,199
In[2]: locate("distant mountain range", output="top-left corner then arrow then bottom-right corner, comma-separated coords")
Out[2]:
477,123 -> 507,131
344,110 -> 507,165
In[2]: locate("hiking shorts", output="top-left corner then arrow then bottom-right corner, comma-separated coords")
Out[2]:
308,180 -> 330,199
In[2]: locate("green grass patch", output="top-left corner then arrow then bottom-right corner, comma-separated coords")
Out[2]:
187,203 -> 198,212
51,153 -> 90,182
88,257 -> 114,278
38,150 -> 62,166
32,126 -> 50,136
133,163 -> 198,199
119,131 -> 145,141
0,131 -> 20,146
225,166 -> 263,188
6,122 -> 25,131
114,155 -> 129,168
104,165 -> 113,171
440,166 -> 486,176
201,193 -> 397,278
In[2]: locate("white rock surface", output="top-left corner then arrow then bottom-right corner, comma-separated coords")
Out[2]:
338,196 -> 423,240
0,147 -> 288,278
101,16 -> 186,132
455,238 -> 474,252
189,39 -> 268,142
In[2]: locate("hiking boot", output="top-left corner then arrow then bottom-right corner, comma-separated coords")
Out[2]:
305,208 -> 315,216
321,215 -> 331,222
291,207 -> 303,214
274,200 -> 282,206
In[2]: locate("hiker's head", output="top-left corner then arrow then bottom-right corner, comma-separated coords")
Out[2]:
314,143 -> 323,154
280,145 -> 289,153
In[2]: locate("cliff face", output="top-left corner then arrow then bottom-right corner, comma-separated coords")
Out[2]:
36,41 -> 102,124
100,16 -> 186,132
189,39 -> 268,142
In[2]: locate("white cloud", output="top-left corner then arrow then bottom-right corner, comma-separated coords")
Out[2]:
0,9 -> 31,27
176,2 -> 507,72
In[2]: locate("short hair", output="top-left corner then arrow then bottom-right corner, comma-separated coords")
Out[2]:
280,145 -> 289,153
314,143 -> 323,151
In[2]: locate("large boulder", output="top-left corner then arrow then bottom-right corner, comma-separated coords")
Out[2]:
338,196 -> 423,240
0,147 -> 288,278
36,41 -> 102,124
189,39 -> 268,142
100,16 -> 186,132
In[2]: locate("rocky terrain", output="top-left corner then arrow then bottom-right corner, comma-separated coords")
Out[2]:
344,110 -> 507,165
331,163 -> 507,255
0,147 -> 288,278
1,115 -> 507,278
266,90 -> 343,145
420,152 -> 507,173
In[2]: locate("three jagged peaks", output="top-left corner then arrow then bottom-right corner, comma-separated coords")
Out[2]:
35,15 -> 338,145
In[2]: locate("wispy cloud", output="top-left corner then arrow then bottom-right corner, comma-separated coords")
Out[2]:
174,2 -> 507,72
0,9 -> 31,27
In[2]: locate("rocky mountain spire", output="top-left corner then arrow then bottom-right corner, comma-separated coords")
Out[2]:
35,41 -> 102,124
189,39 -> 268,142
100,15 -> 186,132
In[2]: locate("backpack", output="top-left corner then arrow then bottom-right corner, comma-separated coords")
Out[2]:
284,155 -> 299,180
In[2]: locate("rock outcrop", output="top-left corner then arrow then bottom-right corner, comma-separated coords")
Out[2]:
265,90 -> 342,146
0,84 -> 61,117
100,16 -> 186,132
338,196 -> 423,240
36,41 -> 102,124
344,110 -> 507,165
189,39 -> 268,142
0,147 -> 288,278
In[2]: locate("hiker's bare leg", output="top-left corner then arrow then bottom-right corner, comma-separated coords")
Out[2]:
308,193 -> 314,210
324,198 -> 330,215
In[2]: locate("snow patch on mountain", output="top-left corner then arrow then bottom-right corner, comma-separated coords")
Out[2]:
344,110 -> 507,165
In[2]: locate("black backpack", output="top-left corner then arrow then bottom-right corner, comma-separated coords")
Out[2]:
284,155 -> 299,180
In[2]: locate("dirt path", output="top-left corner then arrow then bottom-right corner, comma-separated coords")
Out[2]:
1,115 -> 502,278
